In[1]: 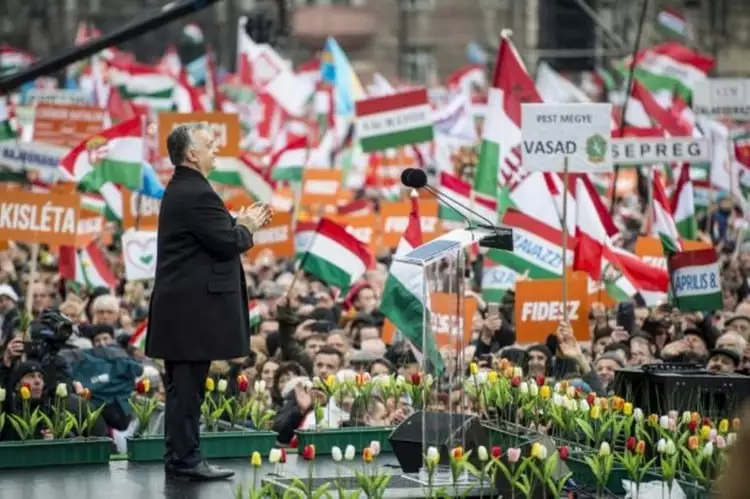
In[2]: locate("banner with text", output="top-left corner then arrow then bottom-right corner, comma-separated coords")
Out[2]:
669,248 -> 722,312
0,190 -> 81,246
611,137 -> 711,165
514,278 -> 589,344
158,112 -> 240,158
32,103 -> 107,148
247,211 -> 295,260
122,188 -> 161,230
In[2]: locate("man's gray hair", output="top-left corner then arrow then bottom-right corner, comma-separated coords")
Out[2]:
166,122 -> 211,167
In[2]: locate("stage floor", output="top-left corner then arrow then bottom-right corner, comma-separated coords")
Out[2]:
0,454 -> 405,499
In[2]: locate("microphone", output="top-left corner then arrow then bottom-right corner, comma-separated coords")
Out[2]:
400,168 -> 498,229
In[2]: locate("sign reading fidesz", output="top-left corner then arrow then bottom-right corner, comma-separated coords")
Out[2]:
611,137 -> 711,164
521,103 -> 613,172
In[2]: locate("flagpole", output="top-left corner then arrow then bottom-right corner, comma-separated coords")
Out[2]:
562,156 -> 569,322
23,242 -> 40,340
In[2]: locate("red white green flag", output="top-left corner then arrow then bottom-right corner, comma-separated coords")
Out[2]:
669,248 -> 722,312
355,88 -> 434,152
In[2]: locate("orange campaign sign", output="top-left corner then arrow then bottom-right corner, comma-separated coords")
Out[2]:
122,189 -> 161,230
32,103 -> 107,147
379,199 -> 440,249
634,236 -> 712,271
430,292 -> 477,350
158,112 -> 240,158
0,190 -> 81,246
300,169 -> 343,206
247,211 -> 295,260
514,278 -> 590,344
75,208 -> 105,248
329,214 -> 378,254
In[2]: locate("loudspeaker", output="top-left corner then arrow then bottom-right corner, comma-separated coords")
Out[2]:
537,0 -> 596,72
388,411 -> 489,473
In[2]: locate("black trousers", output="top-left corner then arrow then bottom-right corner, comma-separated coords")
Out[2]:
163,360 -> 210,468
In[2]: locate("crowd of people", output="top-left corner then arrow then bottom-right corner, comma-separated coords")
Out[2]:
0,186 -> 748,450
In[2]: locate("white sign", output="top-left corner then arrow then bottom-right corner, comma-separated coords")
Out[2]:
521,103 -> 612,172
611,137 -> 711,164
0,140 -> 68,183
23,89 -> 92,107
693,79 -> 750,121
122,230 -> 158,281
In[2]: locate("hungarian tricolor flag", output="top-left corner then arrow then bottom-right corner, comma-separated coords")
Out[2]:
671,166 -> 697,240
298,219 -> 373,291
652,171 -> 683,254
669,248 -> 722,312
573,177 -> 608,281
59,242 -> 118,290
355,88 -> 434,153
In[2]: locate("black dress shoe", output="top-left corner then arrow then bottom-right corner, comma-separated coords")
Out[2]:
166,461 -> 235,481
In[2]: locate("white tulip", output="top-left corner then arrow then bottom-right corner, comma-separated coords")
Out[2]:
344,445 -> 355,461
254,380 -> 266,393
552,394 -> 564,407
633,408 -> 644,422
331,446 -> 343,462
599,442 -> 611,457
217,379 -> 228,393
426,446 -> 440,464
657,438 -> 667,454
578,399 -> 590,412
659,415 -> 669,429
727,433 -> 737,446
370,441 -> 381,456
477,446 -> 489,462
529,383 -> 539,397
564,397 -> 577,412
55,383 -> 68,398
566,386 -> 576,398
513,367 -> 523,378
702,442 -> 714,457
681,411 -> 691,424
553,382 -> 562,393
269,449 -> 281,464
519,382 -> 529,395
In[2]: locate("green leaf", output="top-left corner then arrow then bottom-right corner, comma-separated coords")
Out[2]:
575,417 -> 595,442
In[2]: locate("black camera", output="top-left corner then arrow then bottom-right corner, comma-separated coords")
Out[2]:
24,310 -> 75,360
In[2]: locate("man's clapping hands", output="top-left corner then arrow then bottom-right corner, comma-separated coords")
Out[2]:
238,202 -> 273,232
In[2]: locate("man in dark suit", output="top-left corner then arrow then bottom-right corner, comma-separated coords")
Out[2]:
147,123 -> 272,481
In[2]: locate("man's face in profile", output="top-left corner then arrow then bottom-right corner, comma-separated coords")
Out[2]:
188,128 -> 217,175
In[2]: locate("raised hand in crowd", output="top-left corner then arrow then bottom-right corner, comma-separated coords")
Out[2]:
2,335 -> 23,368
555,321 -> 591,374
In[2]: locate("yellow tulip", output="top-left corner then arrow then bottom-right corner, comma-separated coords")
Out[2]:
719,419 -> 729,434
623,402 -> 633,416
487,371 -> 498,383
250,451 -> 262,467
325,374 -> 336,387
469,362 -> 479,375
700,425 -> 711,440
530,442 -> 547,460
19,385 -> 31,400
205,377 -> 215,392
539,385 -> 551,399
649,414 -> 659,427
590,405 -> 601,420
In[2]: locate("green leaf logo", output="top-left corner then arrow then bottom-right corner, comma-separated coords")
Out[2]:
586,134 -> 607,164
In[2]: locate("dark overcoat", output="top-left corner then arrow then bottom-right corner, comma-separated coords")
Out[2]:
146,166 -> 252,361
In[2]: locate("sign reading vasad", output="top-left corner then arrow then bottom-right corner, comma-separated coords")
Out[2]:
611,137 -> 711,164
521,103 -> 613,173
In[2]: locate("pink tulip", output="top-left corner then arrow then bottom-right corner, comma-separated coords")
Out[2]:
507,447 -> 521,464
716,435 -> 727,449
668,418 -> 677,432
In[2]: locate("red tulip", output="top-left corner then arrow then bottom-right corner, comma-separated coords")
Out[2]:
511,376 -> 521,388
491,446 -> 502,459
586,393 -> 596,406
301,444 -> 316,461
290,435 -> 298,449
410,371 -> 423,386
703,417 -> 713,428
559,445 -> 570,461
279,448 -> 287,463
626,436 -> 636,452
535,375 -> 545,387
135,378 -> 149,394
237,375 -> 249,393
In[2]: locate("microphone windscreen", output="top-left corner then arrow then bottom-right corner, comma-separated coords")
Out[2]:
402,168 -> 428,188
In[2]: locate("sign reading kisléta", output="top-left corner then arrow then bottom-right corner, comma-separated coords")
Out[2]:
692,79 -> 750,121
355,88 -> 434,153
611,137 -> 711,164
521,103 -> 612,173
669,248 -> 722,312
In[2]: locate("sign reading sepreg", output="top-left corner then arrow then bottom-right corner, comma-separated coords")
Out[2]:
611,137 -> 711,164
521,103 -> 613,173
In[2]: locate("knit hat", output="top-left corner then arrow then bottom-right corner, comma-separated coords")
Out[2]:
527,344 -> 552,360
709,347 -> 741,366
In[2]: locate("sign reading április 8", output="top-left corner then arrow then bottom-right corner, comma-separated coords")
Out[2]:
157,112 -> 241,158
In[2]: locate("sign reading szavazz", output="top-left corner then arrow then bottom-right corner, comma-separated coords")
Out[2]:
521,103 -> 613,172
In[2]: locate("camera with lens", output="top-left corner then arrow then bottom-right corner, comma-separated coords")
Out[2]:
24,310 -> 75,361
